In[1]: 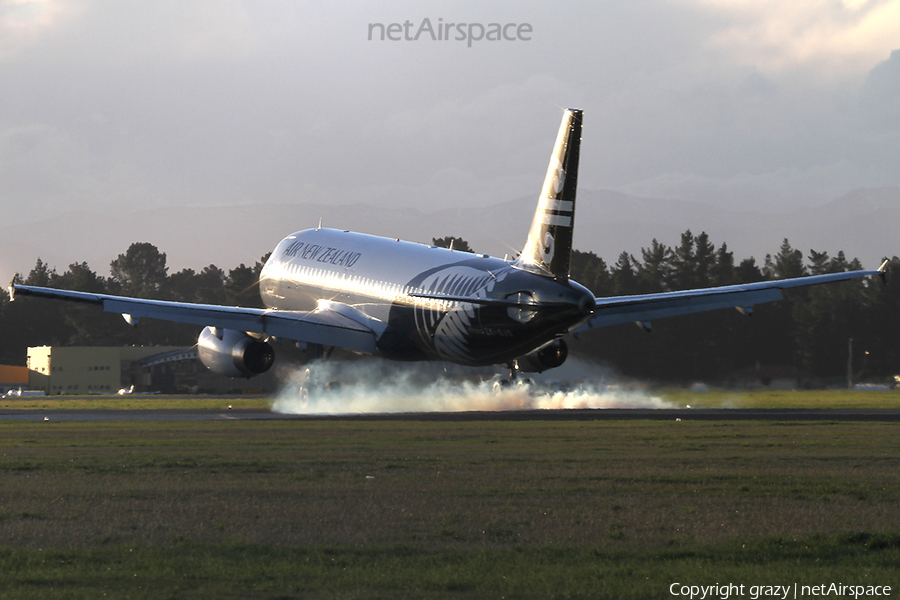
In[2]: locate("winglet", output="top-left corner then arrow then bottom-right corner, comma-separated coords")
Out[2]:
515,108 -> 583,280
7,280 -> 15,301
878,259 -> 889,285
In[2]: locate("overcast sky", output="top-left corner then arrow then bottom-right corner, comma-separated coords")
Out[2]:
2,0 -> 898,229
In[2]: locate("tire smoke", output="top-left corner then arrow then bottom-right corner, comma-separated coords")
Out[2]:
271,358 -> 674,415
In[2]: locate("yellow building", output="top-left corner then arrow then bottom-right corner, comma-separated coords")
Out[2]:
27,346 -> 186,395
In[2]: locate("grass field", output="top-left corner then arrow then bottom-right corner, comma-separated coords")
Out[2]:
0,394 -> 270,410
656,388 -> 900,409
0,416 -> 898,598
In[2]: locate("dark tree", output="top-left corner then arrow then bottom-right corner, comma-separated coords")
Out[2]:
711,243 -> 736,286
2,260 -> 71,360
109,243 -> 168,298
862,257 -> 900,377
166,268 -> 198,302
638,239 -> 673,293
195,265 -> 226,305
24,258 -> 57,286
611,252 -> 640,296
735,257 -> 764,284
432,236 -> 473,253
226,264 -> 263,308
56,262 -> 106,293
767,239 -> 807,279
694,232 -> 716,288
570,250 -> 611,295
808,249 -> 832,275
669,230 -> 696,290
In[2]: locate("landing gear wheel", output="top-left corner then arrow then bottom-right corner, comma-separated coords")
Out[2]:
298,382 -> 318,408
297,386 -> 309,409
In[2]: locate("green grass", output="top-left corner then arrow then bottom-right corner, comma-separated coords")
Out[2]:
0,394 -> 269,410
2,538 -> 898,599
0,419 -> 898,598
657,388 -> 900,409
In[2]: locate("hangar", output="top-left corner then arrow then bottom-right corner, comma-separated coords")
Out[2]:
0,365 -> 29,393
25,346 -> 278,395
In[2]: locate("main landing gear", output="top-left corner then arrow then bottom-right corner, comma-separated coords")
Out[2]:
297,369 -> 342,403
296,343 -> 342,404
491,361 -> 534,393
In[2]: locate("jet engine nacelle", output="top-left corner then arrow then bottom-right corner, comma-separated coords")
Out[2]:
197,327 -> 275,378
517,339 -> 568,373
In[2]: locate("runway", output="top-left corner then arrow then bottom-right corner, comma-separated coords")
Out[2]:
2,408 -> 900,422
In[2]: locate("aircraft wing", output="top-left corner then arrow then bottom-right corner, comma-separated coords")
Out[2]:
8,285 -> 378,354
575,265 -> 886,332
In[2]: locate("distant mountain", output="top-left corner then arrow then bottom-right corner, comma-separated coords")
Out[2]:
2,187 -> 897,286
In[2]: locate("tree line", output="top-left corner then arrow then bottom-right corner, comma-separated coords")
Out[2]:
0,243 -> 270,365
566,232 -> 899,384
1,233 -> 897,384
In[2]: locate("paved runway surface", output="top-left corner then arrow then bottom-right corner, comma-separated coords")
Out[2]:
2,408 -> 899,422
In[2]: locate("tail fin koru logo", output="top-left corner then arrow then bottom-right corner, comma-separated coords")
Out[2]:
552,157 -> 565,195
541,157 -> 565,263
542,231 -> 555,263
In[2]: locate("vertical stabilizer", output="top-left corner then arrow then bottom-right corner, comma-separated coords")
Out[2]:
516,108 -> 583,279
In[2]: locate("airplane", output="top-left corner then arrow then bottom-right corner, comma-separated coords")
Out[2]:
9,108 -> 888,388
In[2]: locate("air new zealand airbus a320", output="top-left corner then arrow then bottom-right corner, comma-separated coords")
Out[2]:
10,109 -> 887,382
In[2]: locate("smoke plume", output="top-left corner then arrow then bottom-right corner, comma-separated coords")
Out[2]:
271,358 -> 674,415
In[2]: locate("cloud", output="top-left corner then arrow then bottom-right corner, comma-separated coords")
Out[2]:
0,0 -> 897,239
0,123 -> 87,201
0,0 -> 284,67
859,47 -> 900,132
690,0 -> 900,77
615,161 -> 889,211
0,0 -> 81,58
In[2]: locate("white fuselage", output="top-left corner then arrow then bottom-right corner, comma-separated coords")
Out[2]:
259,228 -> 508,317
258,228 -> 594,366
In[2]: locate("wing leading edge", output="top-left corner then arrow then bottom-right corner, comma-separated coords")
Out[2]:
576,265 -> 887,332
8,285 -> 378,354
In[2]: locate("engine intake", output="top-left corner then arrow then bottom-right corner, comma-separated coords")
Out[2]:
517,339 -> 568,373
198,327 -> 275,378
